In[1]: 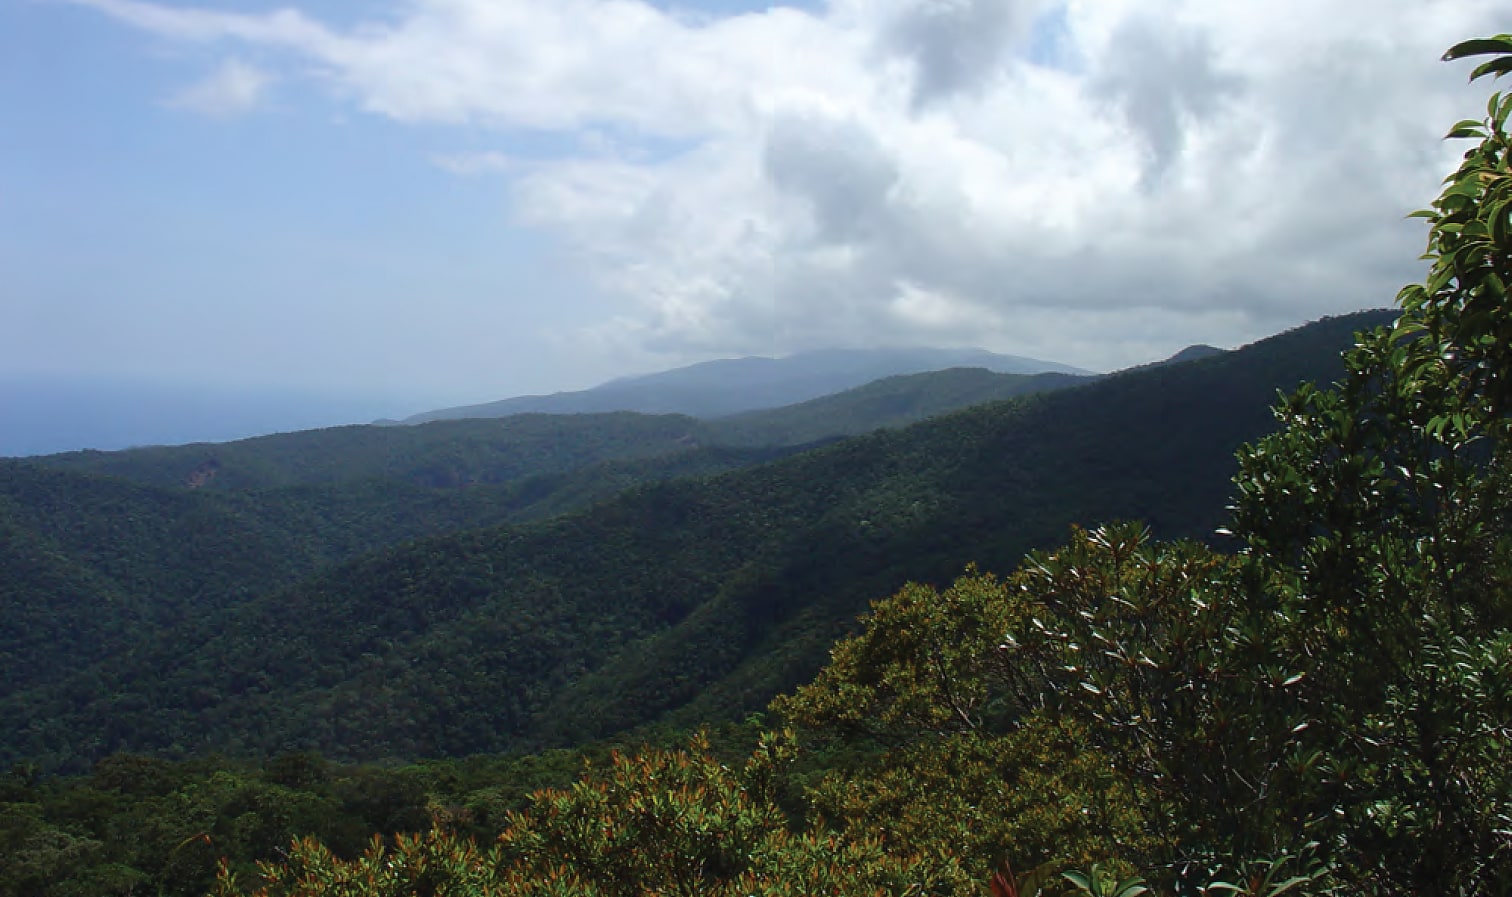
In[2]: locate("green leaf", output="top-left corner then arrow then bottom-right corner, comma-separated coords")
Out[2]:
1495,92 -> 1512,126
1265,873 -> 1322,896
1062,870 -> 1093,892
1443,35 -> 1512,61
1426,263 -> 1457,295
1447,119 -> 1488,139
1471,56 -> 1512,81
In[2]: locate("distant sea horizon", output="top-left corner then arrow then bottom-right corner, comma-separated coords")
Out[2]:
0,375 -> 425,457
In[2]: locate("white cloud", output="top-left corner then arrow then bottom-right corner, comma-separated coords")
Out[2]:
879,0 -> 1052,106
167,57 -> 272,117
70,0 -> 1510,371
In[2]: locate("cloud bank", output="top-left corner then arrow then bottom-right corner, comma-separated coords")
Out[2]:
71,0 -> 1505,370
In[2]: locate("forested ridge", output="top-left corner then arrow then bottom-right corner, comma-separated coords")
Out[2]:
0,310 -> 1388,897
3,310 -> 1381,772
398,346 -> 1089,424
29,412 -> 724,491
7,32 -> 1512,897
30,367 -> 1090,491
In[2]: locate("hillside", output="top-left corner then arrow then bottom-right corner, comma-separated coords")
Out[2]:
31,366 -> 1094,494
0,310 -> 1392,770
0,440 -> 813,706
4,358 -> 1097,732
712,368 -> 1088,446
33,413 -> 718,492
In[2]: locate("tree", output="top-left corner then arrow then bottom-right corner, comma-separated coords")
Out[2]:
213,732 -> 952,897
1229,35 -> 1512,893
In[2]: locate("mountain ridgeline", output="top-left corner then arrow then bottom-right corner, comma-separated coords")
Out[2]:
33,366 -> 1097,492
0,311 -> 1391,771
398,346 -> 1092,423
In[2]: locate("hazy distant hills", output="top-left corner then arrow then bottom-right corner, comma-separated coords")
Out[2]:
35,367 -> 1097,491
35,413 -> 721,492
0,311 -> 1393,769
0,346 -> 1144,458
399,346 -> 1094,424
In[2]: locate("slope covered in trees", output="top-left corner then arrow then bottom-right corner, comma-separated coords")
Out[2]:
30,413 -> 720,491
29,364 -> 1096,492
711,368 -> 1087,446
1,309 -> 1385,770
0,440 -> 818,721
4,363 -> 1096,744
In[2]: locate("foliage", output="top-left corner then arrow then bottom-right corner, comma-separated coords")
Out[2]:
495,732 -> 794,896
773,568 -> 1028,738
210,733 -> 951,897
780,526 -> 1263,885
797,714 -> 1152,887
1224,35 -> 1512,892
1061,865 -> 1148,897
0,730 -> 750,897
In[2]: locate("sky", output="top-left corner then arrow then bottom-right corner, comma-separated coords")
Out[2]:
2,0 -> 1507,420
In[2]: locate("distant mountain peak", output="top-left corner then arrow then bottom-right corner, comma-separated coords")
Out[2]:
1165,344 -> 1226,365
402,346 -> 1091,425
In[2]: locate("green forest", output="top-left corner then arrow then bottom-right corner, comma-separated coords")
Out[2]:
4,34 -> 1512,897
1,309 -> 1376,771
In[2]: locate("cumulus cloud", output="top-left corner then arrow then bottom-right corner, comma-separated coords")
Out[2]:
69,0 -> 1508,371
168,57 -> 272,116
1092,15 -> 1241,181
879,0 -> 1049,105
763,110 -> 899,244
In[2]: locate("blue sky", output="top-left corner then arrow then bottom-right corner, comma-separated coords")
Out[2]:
3,0 -> 615,409
2,0 -> 1505,433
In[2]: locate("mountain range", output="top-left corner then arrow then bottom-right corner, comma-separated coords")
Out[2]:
397,346 -> 1092,424
0,310 -> 1392,771
0,347 -> 1091,457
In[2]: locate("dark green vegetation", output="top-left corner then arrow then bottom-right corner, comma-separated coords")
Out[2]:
0,725 -> 768,897
712,368 -> 1087,446
3,310 -> 1380,771
33,366 -> 1095,490
33,413 -> 725,491
10,33 -> 1511,897
0,309 -> 1383,896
